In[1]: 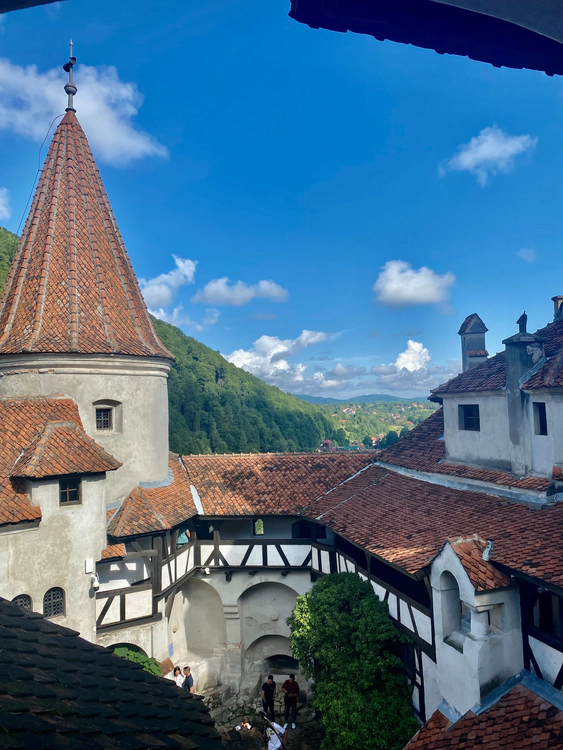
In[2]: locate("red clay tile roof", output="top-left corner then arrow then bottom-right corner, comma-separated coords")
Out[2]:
0,395 -> 117,526
101,511 -> 126,560
181,452 -> 373,516
524,348 -> 563,389
403,684 -> 563,749
0,111 -> 173,360
108,454 -> 196,538
433,319 -> 563,396
11,420 -> 121,478
378,409 -> 550,492
458,313 -> 488,335
448,535 -> 511,591
467,349 -> 488,357
303,463 -> 563,585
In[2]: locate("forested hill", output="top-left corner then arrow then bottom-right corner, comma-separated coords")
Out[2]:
0,225 -> 336,454
152,318 -> 336,454
0,227 -> 18,292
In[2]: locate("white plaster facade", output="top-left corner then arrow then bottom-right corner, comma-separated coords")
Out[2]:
431,543 -> 523,716
0,473 -> 107,641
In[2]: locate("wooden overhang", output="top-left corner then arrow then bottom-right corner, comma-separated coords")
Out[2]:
289,0 -> 563,76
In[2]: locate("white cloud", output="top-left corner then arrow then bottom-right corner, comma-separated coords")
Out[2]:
203,308 -> 220,326
369,341 -> 460,392
0,59 -> 167,166
440,126 -> 537,186
324,362 -> 367,380
140,256 -> 197,309
394,340 -> 430,372
0,187 -> 11,221
373,260 -> 455,309
150,304 -> 220,333
518,248 -> 536,264
225,330 -> 328,388
192,277 -> 288,306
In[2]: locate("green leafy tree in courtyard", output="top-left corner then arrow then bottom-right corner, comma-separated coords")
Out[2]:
113,646 -> 162,675
287,572 -> 417,750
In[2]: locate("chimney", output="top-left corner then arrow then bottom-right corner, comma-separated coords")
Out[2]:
458,314 -> 488,372
502,312 -> 545,476
552,296 -> 563,322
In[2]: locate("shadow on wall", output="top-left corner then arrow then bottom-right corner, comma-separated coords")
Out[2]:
182,577 -> 227,659
238,581 -> 299,661
244,634 -> 294,674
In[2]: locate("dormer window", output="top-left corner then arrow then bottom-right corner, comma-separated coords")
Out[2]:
459,404 -> 480,432
60,475 -> 81,505
96,408 -> 112,431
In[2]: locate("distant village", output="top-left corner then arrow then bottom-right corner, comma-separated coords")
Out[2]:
317,399 -> 438,450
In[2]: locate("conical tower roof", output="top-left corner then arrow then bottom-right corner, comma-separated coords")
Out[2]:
0,110 -> 173,360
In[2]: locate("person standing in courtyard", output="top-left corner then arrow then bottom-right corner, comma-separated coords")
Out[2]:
281,673 -> 299,729
182,666 -> 194,694
172,666 -> 184,687
261,674 -> 276,721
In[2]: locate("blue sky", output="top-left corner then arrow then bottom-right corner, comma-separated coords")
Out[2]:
1,0 -> 562,397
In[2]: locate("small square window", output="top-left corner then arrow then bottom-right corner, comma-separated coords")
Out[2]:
533,402 -> 548,436
96,408 -> 113,431
60,476 -> 81,505
458,405 -> 480,432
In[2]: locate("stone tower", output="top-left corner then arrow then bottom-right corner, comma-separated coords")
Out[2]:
0,54 -> 174,503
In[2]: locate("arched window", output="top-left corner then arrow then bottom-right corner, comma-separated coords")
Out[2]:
43,587 -> 65,618
253,518 -> 265,536
440,571 -> 462,642
12,594 -> 32,611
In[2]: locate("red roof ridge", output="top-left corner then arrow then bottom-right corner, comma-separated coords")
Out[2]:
0,110 -> 173,360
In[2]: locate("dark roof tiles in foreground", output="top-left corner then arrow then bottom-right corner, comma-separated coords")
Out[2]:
0,597 -> 221,749
303,462 -> 563,585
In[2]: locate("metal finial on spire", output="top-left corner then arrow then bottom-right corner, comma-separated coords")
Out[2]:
63,39 -> 77,112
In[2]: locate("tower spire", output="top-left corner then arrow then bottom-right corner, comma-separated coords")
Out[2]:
63,40 -> 77,112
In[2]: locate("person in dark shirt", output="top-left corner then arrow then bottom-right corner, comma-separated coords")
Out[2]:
182,666 -> 194,694
261,674 -> 276,721
281,673 -> 299,729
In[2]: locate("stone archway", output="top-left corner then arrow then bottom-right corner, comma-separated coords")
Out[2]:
182,577 -> 227,659
237,581 -> 299,677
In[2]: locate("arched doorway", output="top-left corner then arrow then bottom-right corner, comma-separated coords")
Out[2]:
238,581 -> 300,676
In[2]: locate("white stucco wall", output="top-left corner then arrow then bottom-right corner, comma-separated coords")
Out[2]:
529,636 -> 563,684
0,353 -> 171,502
528,394 -> 562,476
0,474 -> 107,641
431,544 -> 523,715
443,393 -> 511,469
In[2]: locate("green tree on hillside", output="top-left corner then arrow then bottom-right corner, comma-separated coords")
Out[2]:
152,317 -> 337,454
287,573 -> 417,750
0,227 -> 18,293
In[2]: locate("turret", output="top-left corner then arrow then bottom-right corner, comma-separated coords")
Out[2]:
0,47 -> 174,502
458,314 -> 488,372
